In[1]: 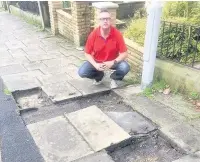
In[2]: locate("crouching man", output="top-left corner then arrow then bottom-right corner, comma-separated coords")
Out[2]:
78,9 -> 130,88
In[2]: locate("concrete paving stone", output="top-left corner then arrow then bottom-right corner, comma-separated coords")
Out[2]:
0,49 -> 13,59
189,118 -> 200,132
42,81 -> 82,102
67,78 -> 110,96
120,95 -> 200,153
41,37 -> 66,44
0,44 -> 8,51
27,53 -> 61,62
0,64 -> 27,76
105,112 -> 156,135
8,48 -> 27,57
42,57 -> 72,67
67,56 -> 85,67
21,37 -> 41,45
23,61 -> 47,71
40,64 -> 78,76
65,105 -> 131,151
1,70 -> 43,92
37,73 -> 72,85
73,151 -> 114,162
41,44 -> 61,52
23,47 -> 46,55
113,85 -> 142,100
5,40 -> 26,49
160,122 -> 200,153
155,94 -> 200,119
0,56 -> 30,67
27,116 -> 94,162
2,76 -> 41,92
173,151 -> 200,162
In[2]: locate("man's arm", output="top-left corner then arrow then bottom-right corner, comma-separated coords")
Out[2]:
85,53 -> 97,67
115,51 -> 128,63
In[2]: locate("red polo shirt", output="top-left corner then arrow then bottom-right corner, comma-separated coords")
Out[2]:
84,26 -> 127,63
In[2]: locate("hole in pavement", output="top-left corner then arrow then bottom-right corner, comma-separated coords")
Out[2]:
12,89 -> 184,162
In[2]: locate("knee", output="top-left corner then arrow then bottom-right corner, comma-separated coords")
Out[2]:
119,61 -> 130,74
78,66 -> 85,78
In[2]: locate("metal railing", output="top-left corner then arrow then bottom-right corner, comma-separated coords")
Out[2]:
157,21 -> 200,70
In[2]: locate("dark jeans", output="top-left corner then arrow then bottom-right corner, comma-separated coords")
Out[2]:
78,61 -> 130,81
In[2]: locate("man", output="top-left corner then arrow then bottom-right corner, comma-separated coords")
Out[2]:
78,9 -> 130,88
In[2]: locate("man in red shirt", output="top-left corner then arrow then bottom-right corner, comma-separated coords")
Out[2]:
78,9 -> 130,88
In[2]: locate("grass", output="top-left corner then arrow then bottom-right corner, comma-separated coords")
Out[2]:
142,80 -> 167,98
189,92 -> 200,100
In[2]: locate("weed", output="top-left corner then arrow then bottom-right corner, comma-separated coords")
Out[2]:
189,92 -> 200,100
3,88 -> 11,95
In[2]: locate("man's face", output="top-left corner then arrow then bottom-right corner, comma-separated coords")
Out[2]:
99,12 -> 111,30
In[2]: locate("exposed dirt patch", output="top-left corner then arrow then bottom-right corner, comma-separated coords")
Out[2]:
109,135 -> 183,162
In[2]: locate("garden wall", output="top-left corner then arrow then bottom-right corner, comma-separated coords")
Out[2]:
124,38 -> 200,93
124,38 -> 143,74
155,59 -> 200,93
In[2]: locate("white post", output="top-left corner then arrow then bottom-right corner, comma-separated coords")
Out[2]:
141,1 -> 163,89
38,1 -> 45,30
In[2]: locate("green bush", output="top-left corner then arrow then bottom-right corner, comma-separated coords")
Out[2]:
124,2 -> 200,65
124,18 -> 146,46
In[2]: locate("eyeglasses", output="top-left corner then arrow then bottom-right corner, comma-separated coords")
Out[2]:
99,17 -> 111,21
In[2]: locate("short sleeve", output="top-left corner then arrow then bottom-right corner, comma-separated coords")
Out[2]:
84,30 -> 95,54
117,32 -> 127,53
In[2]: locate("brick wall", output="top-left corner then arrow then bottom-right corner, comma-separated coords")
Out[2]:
48,1 -> 62,35
124,38 -> 143,74
56,9 -> 74,41
49,1 -> 91,47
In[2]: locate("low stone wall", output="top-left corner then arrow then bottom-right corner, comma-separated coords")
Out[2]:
155,59 -> 200,93
124,38 -> 143,74
9,5 -> 42,27
56,9 -> 74,42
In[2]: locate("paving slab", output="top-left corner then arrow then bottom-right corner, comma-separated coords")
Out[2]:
118,94 -> 200,153
27,53 -> 61,62
37,73 -> 72,85
27,116 -> 94,162
73,151 -> 114,162
42,57 -> 72,67
40,64 -> 78,76
65,105 -> 131,151
23,61 -> 47,71
0,64 -> 27,76
189,118 -> 200,132
68,79 -> 110,95
173,151 -> 200,162
22,47 -> 46,55
42,81 -> 82,102
66,56 -> 85,67
113,85 -> 142,99
105,112 -> 156,135
0,49 -> 13,59
155,93 -> 200,119
1,70 -> 43,92
5,40 -> 26,49
0,56 -> 30,67
8,48 -> 27,57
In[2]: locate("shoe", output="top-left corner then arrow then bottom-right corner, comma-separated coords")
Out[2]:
110,79 -> 118,89
93,80 -> 102,85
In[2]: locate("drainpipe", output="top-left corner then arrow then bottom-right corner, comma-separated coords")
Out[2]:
141,0 -> 163,89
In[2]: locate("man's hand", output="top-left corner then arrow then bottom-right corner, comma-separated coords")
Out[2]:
103,60 -> 114,69
94,63 -> 106,71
